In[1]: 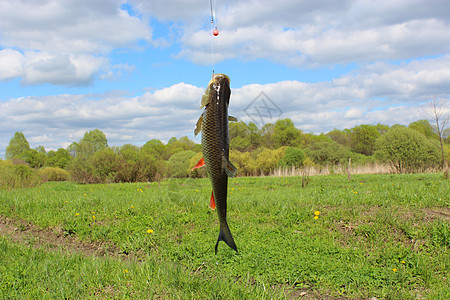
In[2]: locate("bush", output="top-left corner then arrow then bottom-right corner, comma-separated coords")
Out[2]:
375,126 -> 441,173
278,147 -> 305,168
305,139 -> 350,165
67,157 -> 97,184
0,160 -> 41,189
167,150 -> 196,178
230,150 -> 257,176
91,147 -> 121,183
40,167 -> 70,182
116,146 -> 157,183
254,147 -> 285,175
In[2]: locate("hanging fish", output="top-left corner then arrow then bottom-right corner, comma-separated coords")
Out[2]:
193,74 -> 238,254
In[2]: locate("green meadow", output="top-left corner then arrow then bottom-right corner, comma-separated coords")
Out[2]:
0,173 -> 449,299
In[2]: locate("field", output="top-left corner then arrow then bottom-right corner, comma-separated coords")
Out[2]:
0,173 -> 449,299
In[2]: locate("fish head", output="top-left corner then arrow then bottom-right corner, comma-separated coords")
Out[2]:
200,74 -> 230,108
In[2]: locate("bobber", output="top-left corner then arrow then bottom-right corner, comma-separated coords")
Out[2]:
213,28 -> 219,36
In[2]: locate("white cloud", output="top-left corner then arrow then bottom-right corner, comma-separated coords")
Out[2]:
0,49 -> 24,80
177,0 -> 450,66
2,56 -> 449,157
0,0 -> 151,85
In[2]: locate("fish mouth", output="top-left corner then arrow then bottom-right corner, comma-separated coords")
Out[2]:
211,73 -> 230,84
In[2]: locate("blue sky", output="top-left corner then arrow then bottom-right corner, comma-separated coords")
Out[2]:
1,0 -> 450,157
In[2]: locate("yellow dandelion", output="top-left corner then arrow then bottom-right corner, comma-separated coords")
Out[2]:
354,191 -> 358,194
193,202 -> 196,205
392,268 -> 397,272
314,211 -> 320,216
147,229 -> 154,234
64,201 -> 68,203
195,189 -> 199,192
75,213 -> 80,216
314,216 -> 319,220
92,215 -> 96,220
401,261 -> 406,264
83,194 -> 87,196
131,206 -> 134,209
123,269 -> 128,273
231,188 -> 235,191
91,211 -> 95,214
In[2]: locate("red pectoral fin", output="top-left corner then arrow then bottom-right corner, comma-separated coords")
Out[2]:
209,191 -> 216,210
191,157 -> 206,171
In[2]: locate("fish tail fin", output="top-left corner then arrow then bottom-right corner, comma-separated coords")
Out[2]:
215,224 -> 237,254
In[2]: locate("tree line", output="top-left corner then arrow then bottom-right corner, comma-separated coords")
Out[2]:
2,118 -> 449,185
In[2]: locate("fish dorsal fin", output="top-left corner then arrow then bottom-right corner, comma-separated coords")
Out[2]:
222,155 -> 237,178
210,191 -> 216,210
228,116 -> 238,122
194,114 -> 203,136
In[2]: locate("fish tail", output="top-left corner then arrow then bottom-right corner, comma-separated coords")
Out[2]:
215,224 -> 237,254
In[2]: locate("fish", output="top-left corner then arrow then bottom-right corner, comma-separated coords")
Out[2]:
193,73 -> 238,254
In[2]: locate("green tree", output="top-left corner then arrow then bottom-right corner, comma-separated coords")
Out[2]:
20,149 -> 46,168
260,123 -> 275,148
273,119 -> 302,148
409,120 -> 437,139
46,148 -> 71,169
351,124 -> 380,156
142,139 -> 166,160
230,121 -> 261,151
375,126 -> 440,173
74,129 -> 108,159
375,124 -> 390,135
305,139 -> 350,165
165,136 -> 198,159
35,145 -> 46,154
81,129 -> 108,152
327,128 -> 352,148
279,147 -> 305,168
230,121 -> 251,151
6,132 -> 30,159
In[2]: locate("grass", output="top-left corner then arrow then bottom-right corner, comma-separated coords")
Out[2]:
0,173 -> 449,299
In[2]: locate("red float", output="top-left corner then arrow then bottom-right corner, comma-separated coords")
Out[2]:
213,29 -> 219,36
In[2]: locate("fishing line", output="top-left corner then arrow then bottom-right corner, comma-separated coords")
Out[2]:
209,0 -> 217,75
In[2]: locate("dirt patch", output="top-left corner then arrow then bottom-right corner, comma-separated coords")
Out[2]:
424,207 -> 450,222
0,215 -> 131,259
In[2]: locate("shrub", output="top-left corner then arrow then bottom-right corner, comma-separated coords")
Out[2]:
305,139 -> 350,165
40,167 -> 70,182
67,157 -> 97,184
116,145 -> 157,182
254,147 -> 285,175
375,126 -> 441,173
278,147 -> 305,168
230,150 -> 257,176
0,160 -> 41,189
167,150 -> 196,178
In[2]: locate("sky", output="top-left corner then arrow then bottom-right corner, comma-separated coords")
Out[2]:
1,0 -> 450,158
